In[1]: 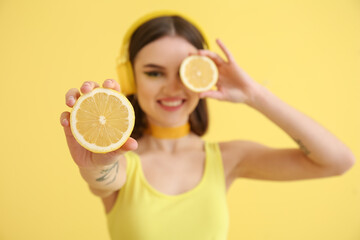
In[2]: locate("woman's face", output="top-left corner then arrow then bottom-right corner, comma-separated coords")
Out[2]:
133,35 -> 200,128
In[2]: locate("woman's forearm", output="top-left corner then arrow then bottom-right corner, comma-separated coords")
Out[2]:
247,83 -> 355,173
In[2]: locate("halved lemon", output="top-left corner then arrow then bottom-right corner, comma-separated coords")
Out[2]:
180,55 -> 218,92
70,88 -> 135,153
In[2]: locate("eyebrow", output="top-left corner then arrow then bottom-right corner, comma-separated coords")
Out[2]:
143,64 -> 165,69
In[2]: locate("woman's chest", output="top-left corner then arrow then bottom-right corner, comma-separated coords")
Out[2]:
138,151 -> 206,196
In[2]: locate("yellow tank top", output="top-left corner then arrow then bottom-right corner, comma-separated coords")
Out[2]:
106,142 -> 229,240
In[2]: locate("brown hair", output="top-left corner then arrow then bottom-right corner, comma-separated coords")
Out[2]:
127,15 -> 209,139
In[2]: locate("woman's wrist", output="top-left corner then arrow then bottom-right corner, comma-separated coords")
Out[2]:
243,81 -> 269,109
79,159 -> 124,193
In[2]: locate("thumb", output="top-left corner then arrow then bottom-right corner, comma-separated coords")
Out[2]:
92,137 -> 138,166
60,111 -> 87,161
118,137 -> 138,151
60,111 -> 77,143
199,90 -> 225,100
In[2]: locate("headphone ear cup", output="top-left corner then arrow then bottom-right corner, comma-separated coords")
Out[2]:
117,60 -> 136,96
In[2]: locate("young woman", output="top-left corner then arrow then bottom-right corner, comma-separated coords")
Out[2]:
60,12 -> 355,240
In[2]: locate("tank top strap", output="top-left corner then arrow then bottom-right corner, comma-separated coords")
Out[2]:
117,151 -> 143,199
204,141 -> 226,194
124,151 -> 139,181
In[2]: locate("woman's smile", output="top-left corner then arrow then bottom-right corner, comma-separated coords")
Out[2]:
157,97 -> 186,111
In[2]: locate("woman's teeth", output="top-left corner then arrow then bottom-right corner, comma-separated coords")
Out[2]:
160,100 -> 183,107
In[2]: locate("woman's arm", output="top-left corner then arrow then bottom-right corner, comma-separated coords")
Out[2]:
246,83 -> 354,174
201,40 -> 355,181
220,84 -> 355,181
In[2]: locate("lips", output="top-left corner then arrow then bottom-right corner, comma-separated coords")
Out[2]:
160,100 -> 183,107
157,98 -> 186,111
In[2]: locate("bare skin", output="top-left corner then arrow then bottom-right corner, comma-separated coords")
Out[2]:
60,37 -> 355,213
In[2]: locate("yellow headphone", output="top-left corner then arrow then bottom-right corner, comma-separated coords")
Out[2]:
116,10 -> 211,96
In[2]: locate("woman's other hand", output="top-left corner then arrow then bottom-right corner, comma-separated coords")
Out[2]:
197,39 -> 259,105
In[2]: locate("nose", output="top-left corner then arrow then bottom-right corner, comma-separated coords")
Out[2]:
163,73 -> 184,94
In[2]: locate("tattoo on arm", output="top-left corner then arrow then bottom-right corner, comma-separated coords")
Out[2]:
293,139 -> 311,155
96,161 -> 119,185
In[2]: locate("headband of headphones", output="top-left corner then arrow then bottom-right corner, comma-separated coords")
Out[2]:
116,10 -> 210,96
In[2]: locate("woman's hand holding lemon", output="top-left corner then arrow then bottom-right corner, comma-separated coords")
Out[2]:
60,79 -> 137,169
197,39 -> 260,105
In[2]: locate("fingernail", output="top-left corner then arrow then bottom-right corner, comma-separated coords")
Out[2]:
62,118 -> 69,126
67,96 -> 75,105
105,79 -> 113,85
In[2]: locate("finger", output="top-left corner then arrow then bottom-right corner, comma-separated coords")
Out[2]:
65,88 -> 81,107
108,137 -> 138,156
102,79 -> 121,92
60,111 -> 74,138
189,50 -> 224,66
199,90 -> 225,100
92,137 -> 138,166
119,137 -> 138,151
60,111 -> 70,127
216,39 -> 235,63
80,81 -> 100,94
198,49 -> 225,66
188,50 -> 200,56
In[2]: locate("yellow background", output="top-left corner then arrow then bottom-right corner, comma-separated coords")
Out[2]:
0,0 -> 359,239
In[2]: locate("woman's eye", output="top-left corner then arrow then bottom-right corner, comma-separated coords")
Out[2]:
144,71 -> 163,77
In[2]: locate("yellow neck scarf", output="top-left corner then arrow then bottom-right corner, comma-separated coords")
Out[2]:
147,123 -> 191,139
